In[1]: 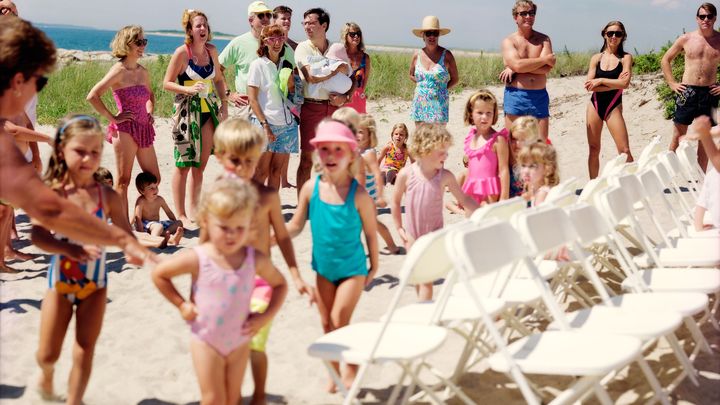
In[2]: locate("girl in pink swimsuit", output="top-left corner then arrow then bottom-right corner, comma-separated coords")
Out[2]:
391,124 -> 479,300
462,90 -> 510,204
152,179 -> 287,404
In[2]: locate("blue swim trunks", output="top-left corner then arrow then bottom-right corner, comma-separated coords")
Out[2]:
142,219 -> 174,233
503,86 -> 550,119
251,117 -> 299,154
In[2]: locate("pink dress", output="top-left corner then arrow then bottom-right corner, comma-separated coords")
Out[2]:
107,85 -> 156,148
190,245 -> 255,357
404,162 -> 444,240
462,128 -> 507,203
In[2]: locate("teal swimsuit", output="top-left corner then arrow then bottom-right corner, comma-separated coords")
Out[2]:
309,176 -> 368,284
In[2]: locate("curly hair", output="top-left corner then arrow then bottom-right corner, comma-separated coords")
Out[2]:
516,143 -> 559,187
182,9 -> 212,45
357,114 -> 377,148
257,24 -> 286,58
509,116 -> 541,143
340,22 -> 365,52
408,124 -> 453,159
44,115 -> 104,189
198,179 -> 259,242
213,118 -> 266,157
463,89 -> 499,126
110,25 -> 144,60
0,16 -> 56,95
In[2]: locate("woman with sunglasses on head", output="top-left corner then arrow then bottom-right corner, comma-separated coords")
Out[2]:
327,22 -> 371,113
584,20 -> 633,179
87,25 -> 160,217
163,9 -> 228,224
409,16 -> 458,126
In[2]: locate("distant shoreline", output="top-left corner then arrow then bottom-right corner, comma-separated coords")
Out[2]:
145,31 -> 235,40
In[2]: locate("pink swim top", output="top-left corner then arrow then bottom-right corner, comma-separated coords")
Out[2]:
107,85 -> 156,148
404,162 -> 444,240
462,128 -> 507,203
190,245 -> 255,357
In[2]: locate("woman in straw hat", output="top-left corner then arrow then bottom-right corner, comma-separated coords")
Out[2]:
409,15 -> 458,126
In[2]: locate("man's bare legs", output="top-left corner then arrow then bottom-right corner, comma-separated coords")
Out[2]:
296,151 -> 314,198
671,122 -> 708,171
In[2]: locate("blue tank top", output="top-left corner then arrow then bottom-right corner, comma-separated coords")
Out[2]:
309,176 -> 367,276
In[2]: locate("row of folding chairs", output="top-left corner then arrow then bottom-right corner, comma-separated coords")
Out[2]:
305,139 -> 720,404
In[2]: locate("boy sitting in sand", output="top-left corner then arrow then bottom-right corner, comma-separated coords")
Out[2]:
133,172 -> 183,246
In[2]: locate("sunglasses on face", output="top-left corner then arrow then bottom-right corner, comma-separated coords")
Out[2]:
265,36 -> 284,44
35,75 -> 49,92
134,38 -> 148,47
516,11 -> 536,17
424,30 -> 440,37
605,31 -> 624,38
256,12 -> 272,19
697,13 -> 716,20
348,32 -> 361,38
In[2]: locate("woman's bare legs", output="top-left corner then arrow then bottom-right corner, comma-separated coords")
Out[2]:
172,167 -> 191,224
135,144 -> 161,185
113,132 -> 139,217
66,288 -> 106,405
586,103 -> 605,179
187,120 -> 215,220
605,106 -> 633,162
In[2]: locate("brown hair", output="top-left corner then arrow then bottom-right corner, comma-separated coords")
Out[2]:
273,5 -> 292,18
182,9 -> 212,45
517,143 -> 559,187
135,171 -> 158,193
257,24 -> 286,58
44,115 -> 104,189
390,123 -> 409,149
698,2 -> 718,16
0,16 -> 56,95
512,0 -> 537,16
340,22 -> 365,52
463,89 -> 499,126
600,20 -> 627,56
110,25 -> 144,59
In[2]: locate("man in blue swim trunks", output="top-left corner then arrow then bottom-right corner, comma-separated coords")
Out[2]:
499,0 -> 555,141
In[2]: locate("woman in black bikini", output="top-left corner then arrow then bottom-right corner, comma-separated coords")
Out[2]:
585,20 -> 634,179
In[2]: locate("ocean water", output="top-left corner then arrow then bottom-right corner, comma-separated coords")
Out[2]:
39,24 -> 232,55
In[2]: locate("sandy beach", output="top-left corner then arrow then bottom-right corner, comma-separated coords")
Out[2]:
1,71 -> 719,404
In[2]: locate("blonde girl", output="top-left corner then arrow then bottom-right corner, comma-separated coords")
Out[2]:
357,114 -> 401,254
286,119 -> 379,391
87,25 -> 160,216
31,115 -> 133,404
378,123 -> 409,185
152,179 -> 287,404
392,124 -> 479,300
508,116 -> 542,197
517,142 -> 560,206
462,89 -> 510,204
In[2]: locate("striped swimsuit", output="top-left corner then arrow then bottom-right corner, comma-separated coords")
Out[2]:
362,147 -> 378,201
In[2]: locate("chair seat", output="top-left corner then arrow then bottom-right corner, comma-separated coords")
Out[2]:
517,259 -> 560,280
488,331 -> 642,376
675,237 -> 720,250
608,292 -> 708,317
307,322 -> 447,364
656,247 -> 720,267
622,268 -> 720,295
384,295 -> 506,324
547,306 -> 682,340
453,278 -> 542,306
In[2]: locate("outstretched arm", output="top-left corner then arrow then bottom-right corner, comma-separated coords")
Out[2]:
391,168 -> 409,246
443,169 -> 479,216
285,178 -> 313,238
355,189 -> 379,285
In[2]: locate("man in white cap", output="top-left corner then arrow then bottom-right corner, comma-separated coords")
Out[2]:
220,1 -> 285,119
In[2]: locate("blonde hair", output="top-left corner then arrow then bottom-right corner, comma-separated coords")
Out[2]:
198,179 -> 259,242
357,114 -> 377,148
340,22 -> 365,52
312,118 -> 361,178
517,143 -> 559,187
110,25 -> 144,59
463,89 -> 499,126
44,115 -> 104,189
214,118 -> 266,157
512,0 -> 537,15
331,107 -> 360,134
408,124 -> 452,159
509,116 -> 541,143
182,9 -> 212,45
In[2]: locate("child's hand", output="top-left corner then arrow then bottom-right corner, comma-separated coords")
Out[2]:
242,313 -> 266,336
375,197 -> 388,208
397,228 -> 412,249
687,116 -> 713,141
365,268 -> 377,287
179,301 -> 198,321
293,277 -> 317,306
65,244 -> 101,262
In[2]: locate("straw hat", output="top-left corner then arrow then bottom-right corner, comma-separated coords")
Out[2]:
412,16 -> 451,38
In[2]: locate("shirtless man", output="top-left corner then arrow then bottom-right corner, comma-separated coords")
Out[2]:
662,2 -> 720,171
499,0 -> 555,141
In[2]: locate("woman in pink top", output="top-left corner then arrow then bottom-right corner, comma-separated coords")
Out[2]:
391,124 -> 478,300
328,22 -> 371,113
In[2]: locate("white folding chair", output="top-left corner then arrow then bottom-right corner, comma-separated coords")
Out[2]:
659,149 -> 701,199
470,196 -> 526,225
599,153 -> 628,178
637,134 -> 664,170
448,220 -> 648,405
677,140 -> 705,186
307,229 -> 474,405
546,176 -> 580,202
656,151 -> 697,213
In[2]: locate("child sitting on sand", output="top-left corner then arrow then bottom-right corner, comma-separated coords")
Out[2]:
517,142 -> 560,207
378,123 -> 410,185
133,172 -> 183,246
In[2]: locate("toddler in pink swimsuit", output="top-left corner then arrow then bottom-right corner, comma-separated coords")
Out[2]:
152,179 -> 287,404
391,124 -> 479,300
462,90 -> 510,204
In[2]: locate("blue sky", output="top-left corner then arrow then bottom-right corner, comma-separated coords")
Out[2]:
19,0 -> 700,52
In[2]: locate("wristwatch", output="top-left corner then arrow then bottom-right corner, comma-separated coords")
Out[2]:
260,120 -> 269,127
225,89 -> 231,97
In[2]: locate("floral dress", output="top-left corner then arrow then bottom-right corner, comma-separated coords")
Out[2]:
410,49 -> 450,124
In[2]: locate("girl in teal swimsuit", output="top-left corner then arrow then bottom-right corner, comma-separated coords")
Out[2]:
286,119 -> 379,391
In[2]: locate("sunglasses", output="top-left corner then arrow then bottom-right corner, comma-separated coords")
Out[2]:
424,30 -> 440,37
605,31 -> 624,38
697,13 -> 716,20
516,11 -> 536,17
134,38 -> 148,47
256,12 -> 272,19
348,32 -> 361,38
265,36 -> 284,44
35,75 -> 49,92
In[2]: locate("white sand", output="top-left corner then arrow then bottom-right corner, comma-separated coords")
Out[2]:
1,73 -> 718,404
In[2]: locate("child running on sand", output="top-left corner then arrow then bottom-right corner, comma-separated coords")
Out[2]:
508,116 -> 542,197
152,179 -> 287,405
133,171 -> 184,246
213,118 -> 309,404
286,119 -> 379,391
462,89 -> 510,203
392,124 -> 479,300
517,142 -> 560,207
378,123 -> 410,185
356,114 -> 401,254
31,115 -> 134,403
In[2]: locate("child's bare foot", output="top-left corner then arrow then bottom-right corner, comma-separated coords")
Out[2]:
159,233 -> 170,249
178,215 -> 194,226
0,263 -> 18,273
170,227 -> 184,245
5,247 -> 34,261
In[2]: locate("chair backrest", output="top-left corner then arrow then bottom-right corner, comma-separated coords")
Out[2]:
610,173 -> 644,204
637,135 -> 663,169
677,141 -> 705,181
470,196 -> 526,224
609,161 -> 639,176
638,166 -> 689,238
398,223 -> 464,285
565,202 -> 611,245
597,185 -> 633,224
545,190 -> 576,208
600,153 -> 627,178
578,177 -> 609,205
658,150 -> 684,178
